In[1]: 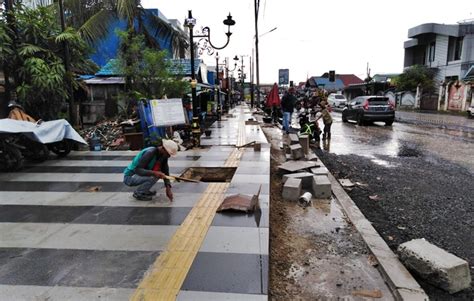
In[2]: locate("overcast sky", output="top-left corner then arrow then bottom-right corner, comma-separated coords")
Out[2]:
142,0 -> 473,84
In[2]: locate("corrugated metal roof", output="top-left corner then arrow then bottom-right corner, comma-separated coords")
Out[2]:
95,59 -> 121,76
94,58 -> 202,77
84,77 -> 125,85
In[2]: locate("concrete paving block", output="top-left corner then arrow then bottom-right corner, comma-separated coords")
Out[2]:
305,152 -> 318,161
282,172 -> 314,189
312,175 -> 331,199
289,133 -> 299,145
398,238 -> 472,293
290,144 -> 304,160
311,166 -> 329,176
282,178 -> 302,201
299,135 -> 309,154
278,161 -> 319,173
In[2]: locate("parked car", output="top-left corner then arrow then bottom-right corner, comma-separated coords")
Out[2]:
342,96 -> 395,126
328,93 -> 347,107
467,103 -> 474,118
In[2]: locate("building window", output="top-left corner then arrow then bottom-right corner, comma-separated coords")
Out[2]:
428,42 -> 436,63
448,36 -> 463,62
455,37 -> 463,60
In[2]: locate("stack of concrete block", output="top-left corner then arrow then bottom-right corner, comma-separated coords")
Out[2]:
282,178 -> 302,201
312,175 -> 331,198
398,239 -> 472,294
299,135 -> 309,154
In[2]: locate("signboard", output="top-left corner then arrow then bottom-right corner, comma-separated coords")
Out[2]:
150,98 -> 186,126
278,69 -> 289,85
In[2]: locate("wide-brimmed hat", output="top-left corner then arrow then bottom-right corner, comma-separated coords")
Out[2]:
162,139 -> 178,156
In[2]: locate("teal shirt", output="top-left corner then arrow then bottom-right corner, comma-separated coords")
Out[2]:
124,147 -> 156,176
123,146 -> 171,187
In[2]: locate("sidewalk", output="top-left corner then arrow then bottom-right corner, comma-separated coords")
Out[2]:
395,110 -> 474,131
0,104 -> 270,300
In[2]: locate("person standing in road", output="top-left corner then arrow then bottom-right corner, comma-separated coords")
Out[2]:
123,139 -> 178,201
315,101 -> 333,140
281,87 -> 297,134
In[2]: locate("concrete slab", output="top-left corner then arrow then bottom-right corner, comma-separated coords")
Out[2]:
282,172 -> 315,189
398,238 -> 471,293
282,178 -> 302,201
278,161 -> 319,173
311,166 -> 329,176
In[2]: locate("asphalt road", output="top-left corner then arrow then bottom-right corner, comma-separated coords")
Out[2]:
315,112 -> 474,299
318,112 -> 473,172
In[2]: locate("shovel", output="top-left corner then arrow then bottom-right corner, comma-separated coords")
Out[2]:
165,175 -> 200,183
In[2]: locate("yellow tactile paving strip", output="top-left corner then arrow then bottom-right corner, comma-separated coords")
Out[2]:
130,122 -> 246,301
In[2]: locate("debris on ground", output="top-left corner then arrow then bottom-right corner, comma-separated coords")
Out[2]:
79,119 -> 128,150
87,186 -> 101,192
339,179 -> 355,188
368,195 -> 379,201
352,289 -> 383,298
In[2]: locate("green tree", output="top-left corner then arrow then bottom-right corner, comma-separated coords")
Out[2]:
115,32 -> 188,101
61,0 -> 186,57
0,4 -> 98,119
393,65 -> 436,93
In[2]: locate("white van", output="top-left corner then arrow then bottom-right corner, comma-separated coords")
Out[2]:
328,93 -> 347,108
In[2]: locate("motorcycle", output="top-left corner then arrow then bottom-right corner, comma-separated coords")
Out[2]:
0,134 -> 24,171
0,118 -> 86,171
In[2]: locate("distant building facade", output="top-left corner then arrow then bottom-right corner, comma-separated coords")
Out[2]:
404,21 -> 474,83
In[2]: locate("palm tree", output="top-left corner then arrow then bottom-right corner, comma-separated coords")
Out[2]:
60,0 -> 187,58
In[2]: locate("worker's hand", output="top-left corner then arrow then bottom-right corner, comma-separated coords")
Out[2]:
166,186 -> 173,201
153,171 -> 166,179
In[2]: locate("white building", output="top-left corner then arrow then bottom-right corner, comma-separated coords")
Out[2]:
404,20 -> 474,83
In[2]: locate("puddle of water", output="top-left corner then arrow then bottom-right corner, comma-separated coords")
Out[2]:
371,159 -> 399,168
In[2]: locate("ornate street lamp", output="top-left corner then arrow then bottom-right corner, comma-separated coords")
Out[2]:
184,10 -> 235,147
224,56 -> 239,112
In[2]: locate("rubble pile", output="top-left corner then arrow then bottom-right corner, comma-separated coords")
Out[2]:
79,119 -> 129,150
278,133 -> 332,203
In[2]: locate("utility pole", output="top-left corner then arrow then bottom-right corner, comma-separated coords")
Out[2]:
58,0 -> 76,125
250,54 -> 254,108
254,0 -> 261,108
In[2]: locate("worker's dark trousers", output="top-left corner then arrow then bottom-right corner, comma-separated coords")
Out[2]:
322,122 -> 332,140
124,174 -> 158,195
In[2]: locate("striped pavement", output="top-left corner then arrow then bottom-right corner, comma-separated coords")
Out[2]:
0,105 -> 270,300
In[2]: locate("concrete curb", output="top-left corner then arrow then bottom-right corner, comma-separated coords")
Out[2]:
323,164 -> 429,301
395,117 -> 474,132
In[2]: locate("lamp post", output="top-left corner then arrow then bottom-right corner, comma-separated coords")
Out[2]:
184,10 -> 236,147
225,56 -> 239,111
215,52 -> 222,121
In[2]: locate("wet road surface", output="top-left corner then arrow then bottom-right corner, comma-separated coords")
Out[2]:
324,112 -> 474,172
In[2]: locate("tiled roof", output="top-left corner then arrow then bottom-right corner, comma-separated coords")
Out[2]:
337,74 -> 364,86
